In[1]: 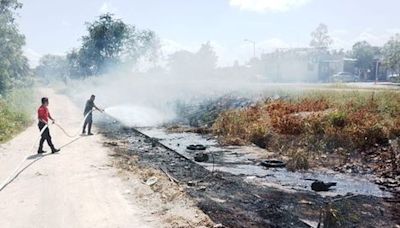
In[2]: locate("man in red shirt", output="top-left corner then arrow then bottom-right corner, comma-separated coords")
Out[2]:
37,97 -> 60,154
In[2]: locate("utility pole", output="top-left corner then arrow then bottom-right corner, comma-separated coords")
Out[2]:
375,60 -> 379,84
244,39 -> 256,59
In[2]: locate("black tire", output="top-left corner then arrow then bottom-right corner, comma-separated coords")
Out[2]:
260,160 -> 286,168
186,144 -> 207,151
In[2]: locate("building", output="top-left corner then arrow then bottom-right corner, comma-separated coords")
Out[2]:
258,48 -> 356,82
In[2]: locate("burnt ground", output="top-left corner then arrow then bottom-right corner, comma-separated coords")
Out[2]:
98,120 -> 399,228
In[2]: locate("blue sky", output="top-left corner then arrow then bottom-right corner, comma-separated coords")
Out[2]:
17,0 -> 400,66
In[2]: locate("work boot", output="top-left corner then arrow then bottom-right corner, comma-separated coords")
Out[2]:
51,148 -> 60,154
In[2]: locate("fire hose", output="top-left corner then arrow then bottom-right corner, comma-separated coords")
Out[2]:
0,109 -> 99,192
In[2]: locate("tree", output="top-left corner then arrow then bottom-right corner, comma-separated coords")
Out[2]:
0,0 -> 29,94
35,55 -> 68,83
196,42 -> 218,71
310,23 -> 333,50
168,50 -> 196,76
351,41 -> 376,79
168,42 -> 218,78
67,13 -> 159,77
383,34 -> 400,75
79,13 -> 129,75
124,29 -> 160,64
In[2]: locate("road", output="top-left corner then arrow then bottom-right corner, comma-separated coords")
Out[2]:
0,89 -> 160,228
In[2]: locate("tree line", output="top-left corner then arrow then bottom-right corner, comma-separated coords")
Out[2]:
37,13 -> 159,82
0,0 -> 30,95
246,24 -> 400,82
2,0 -> 400,87
33,17 -> 400,83
310,23 -> 400,79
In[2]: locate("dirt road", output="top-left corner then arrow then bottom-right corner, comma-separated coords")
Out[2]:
0,89 -> 208,228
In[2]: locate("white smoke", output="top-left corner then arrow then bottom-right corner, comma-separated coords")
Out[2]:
64,67 -> 270,127
63,42 -> 314,127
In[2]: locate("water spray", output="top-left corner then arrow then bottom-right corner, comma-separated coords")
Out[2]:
103,105 -> 174,127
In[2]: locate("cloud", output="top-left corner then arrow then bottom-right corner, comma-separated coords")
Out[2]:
160,39 -> 196,55
386,28 -> 400,34
99,2 -> 118,14
330,28 -> 400,50
61,20 -> 71,27
257,38 -> 291,50
228,0 -> 312,12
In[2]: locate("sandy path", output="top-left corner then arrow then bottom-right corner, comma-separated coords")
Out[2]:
0,89 -> 160,228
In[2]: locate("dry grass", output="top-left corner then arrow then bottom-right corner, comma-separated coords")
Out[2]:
213,105 -> 270,146
286,149 -> 310,171
212,90 -> 400,170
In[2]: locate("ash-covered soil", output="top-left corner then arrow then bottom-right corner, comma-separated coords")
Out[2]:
98,120 -> 399,228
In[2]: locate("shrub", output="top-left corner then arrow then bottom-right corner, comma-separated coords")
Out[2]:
390,117 -> 400,137
213,91 -> 400,153
286,149 -> 310,171
0,89 -> 34,142
270,114 -> 304,135
266,98 -> 330,115
249,125 -> 270,148
329,111 -> 347,128
213,105 -> 271,145
304,113 -> 326,135
266,98 -> 329,135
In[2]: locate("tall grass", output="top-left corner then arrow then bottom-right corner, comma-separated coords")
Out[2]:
213,90 -> 400,154
0,89 -> 36,142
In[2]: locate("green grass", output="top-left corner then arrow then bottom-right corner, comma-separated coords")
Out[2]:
0,89 -> 36,143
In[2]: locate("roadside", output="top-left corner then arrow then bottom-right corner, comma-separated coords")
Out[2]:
0,88 -> 212,228
0,88 -> 36,143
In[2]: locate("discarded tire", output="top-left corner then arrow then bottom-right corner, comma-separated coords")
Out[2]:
260,160 -> 286,168
186,144 -> 207,151
194,152 -> 209,162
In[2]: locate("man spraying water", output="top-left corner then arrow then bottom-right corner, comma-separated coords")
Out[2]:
82,95 -> 103,135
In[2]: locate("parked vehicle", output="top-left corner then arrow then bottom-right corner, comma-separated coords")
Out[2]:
331,72 -> 359,82
388,74 -> 400,83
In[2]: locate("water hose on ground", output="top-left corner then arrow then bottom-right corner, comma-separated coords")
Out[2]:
53,110 -> 94,138
0,124 -> 49,191
0,109 -> 98,192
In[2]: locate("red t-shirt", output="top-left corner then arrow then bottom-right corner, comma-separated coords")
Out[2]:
38,105 -> 52,123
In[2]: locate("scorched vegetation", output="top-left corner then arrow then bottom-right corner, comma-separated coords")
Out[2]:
213,90 -> 400,173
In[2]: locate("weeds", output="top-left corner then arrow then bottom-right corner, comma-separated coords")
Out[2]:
328,111 -> 347,128
286,149 -> 309,171
0,89 -> 35,142
212,90 -> 400,167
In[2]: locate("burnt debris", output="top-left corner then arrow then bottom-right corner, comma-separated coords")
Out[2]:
311,181 -> 337,192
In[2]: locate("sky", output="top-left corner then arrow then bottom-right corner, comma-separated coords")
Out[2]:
16,0 -> 400,67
